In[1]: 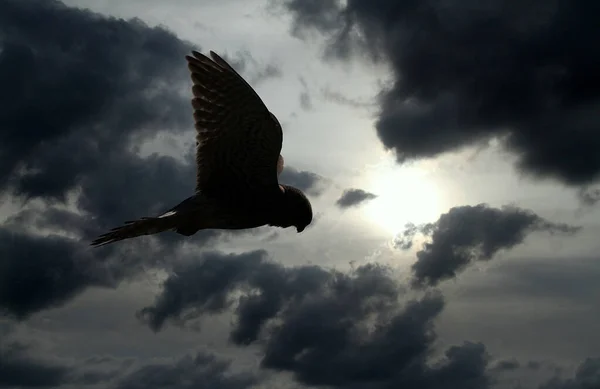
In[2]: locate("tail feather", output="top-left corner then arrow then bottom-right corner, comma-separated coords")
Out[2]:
90,216 -> 179,247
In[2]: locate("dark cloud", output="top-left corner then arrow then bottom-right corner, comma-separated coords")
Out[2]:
393,222 -> 419,250
284,0 -> 600,186
259,288 -> 485,389
462,256 -> 600,305
577,186 -> 600,207
0,0 -> 203,234
336,188 -> 377,208
0,330 -> 69,388
321,87 -> 375,110
285,0 -> 344,40
298,76 -> 313,111
0,324 -> 257,389
279,166 -> 327,196
249,63 -> 283,85
137,250 -> 269,332
229,50 -> 283,85
0,0 -> 226,319
138,249 -> 334,340
0,228 -> 105,319
0,347 -> 258,389
491,358 -> 521,372
528,361 -> 543,371
141,251 -> 493,389
0,0 -> 194,200
395,204 -> 580,287
115,352 -> 258,389
540,358 -> 600,389
0,220 -> 203,319
300,91 -> 313,111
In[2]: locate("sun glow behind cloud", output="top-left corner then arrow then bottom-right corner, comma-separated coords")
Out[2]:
361,157 -> 443,237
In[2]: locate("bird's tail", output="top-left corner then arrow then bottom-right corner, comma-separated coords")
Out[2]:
90,215 -> 179,247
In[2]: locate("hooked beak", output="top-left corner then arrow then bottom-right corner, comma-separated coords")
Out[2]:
296,226 -> 305,233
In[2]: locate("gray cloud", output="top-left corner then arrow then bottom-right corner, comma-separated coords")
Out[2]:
298,76 -> 313,111
472,256 -> 600,305
138,249 -> 334,341
284,0 -> 600,187
0,219 -> 206,319
0,323 -> 257,389
0,0 -> 194,200
336,188 -> 377,208
299,91 -> 313,111
395,204 -> 580,287
115,352 -> 258,389
0,0 -> 226,319
279,166 -> 327,196
0,0 -> 210,240
394,222 -> 419,250
577,186 -> 600,207
0,228 -> 105,319
540,358 -> 600,389
137,250 -> 269,332
321,87 -> 375,110
250,63 -> 283,85
140,251 -> 493,389
231,50 -> 283,85
490,358 -> 521,372
0,327 -> 69,388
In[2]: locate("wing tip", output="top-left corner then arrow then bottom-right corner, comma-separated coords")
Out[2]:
209,50 -> 222,61
186,50 -> 209,65
187,50 -> 222,62
89,237 -> 112,247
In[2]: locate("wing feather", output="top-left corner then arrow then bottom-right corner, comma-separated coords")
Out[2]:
185,50 -> 283,197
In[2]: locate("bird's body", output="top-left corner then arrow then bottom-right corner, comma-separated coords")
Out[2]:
91,51 -> 313,247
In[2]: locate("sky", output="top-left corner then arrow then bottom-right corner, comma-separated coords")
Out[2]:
1,0 -> 599,388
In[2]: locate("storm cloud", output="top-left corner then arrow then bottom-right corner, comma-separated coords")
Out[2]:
0,0 -> 223,319
279,166 -> 327,196
114,352 -> 258,389
137,250 -> 269,333
395,204 -> 580,287
0,325 -> 69,388
0,0 -> 208,236
336,188 -> 377,208
140,251 -> 493,388
540,358 -> 600,389
0,0 -> 194,200
0,215 -> 215,319
0,323 -> 258,389
284,0 -> 600,186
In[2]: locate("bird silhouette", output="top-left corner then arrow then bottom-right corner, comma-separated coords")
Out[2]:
91,51 -> 313,247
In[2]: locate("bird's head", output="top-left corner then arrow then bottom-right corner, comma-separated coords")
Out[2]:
279,185 -> 313,233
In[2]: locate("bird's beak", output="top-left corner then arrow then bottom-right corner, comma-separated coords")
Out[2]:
296,226 -> 305,233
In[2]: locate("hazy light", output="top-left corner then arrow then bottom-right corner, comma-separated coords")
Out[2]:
361,157 -> 443,236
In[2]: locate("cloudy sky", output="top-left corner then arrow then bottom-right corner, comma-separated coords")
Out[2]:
1,0 -> 599,388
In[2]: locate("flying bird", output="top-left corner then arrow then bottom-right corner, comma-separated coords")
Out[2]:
91,51 -> 313,247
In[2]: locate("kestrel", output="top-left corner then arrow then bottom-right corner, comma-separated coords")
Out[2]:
91,51 -> 313,247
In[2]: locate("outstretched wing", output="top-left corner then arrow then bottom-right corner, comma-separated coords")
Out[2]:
186,50 -> 283,197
